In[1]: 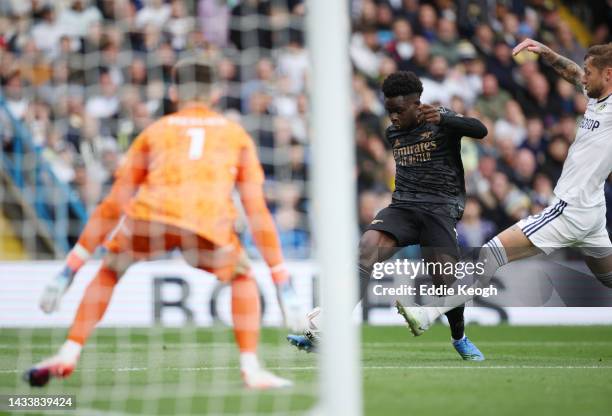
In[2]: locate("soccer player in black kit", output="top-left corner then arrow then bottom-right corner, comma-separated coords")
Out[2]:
288,71 -> 488,360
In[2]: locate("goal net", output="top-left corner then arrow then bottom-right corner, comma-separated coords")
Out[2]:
0,0 -> 359,415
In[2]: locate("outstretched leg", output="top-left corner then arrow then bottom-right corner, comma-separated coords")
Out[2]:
397,225 -> 541,338
26,262 -> 122,387
184,232 -> 292,390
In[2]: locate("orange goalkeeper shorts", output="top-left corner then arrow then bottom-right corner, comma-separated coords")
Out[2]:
104,217 -> 242,281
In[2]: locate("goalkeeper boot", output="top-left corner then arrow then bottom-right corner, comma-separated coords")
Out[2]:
241,363 -> 293,390
24,341 -> 81,387
395,300 -> 433,336
452,336 -> 485,361
39,265 -> 76,314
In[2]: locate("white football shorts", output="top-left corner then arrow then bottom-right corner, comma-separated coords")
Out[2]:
517,198 -> 612,258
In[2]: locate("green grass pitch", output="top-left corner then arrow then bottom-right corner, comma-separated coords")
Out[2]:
1,325 -> 611,415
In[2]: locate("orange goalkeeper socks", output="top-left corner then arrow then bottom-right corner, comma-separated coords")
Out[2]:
231,272 -> 260,353
67,266 -> 118,345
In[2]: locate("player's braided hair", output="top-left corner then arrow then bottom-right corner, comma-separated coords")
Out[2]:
381,71 -> 423,98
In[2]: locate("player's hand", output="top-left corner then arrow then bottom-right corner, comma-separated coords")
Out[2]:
275,279 -> 307,332
39,266 -> 75,314
418,104 -> 441,124
512,38 -> 549,56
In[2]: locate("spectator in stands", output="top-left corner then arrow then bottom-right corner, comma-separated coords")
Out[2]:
554,114 -> 578,143
453,43 -> 484,106
512,148 -> 537,192
420,55 -> 462,107
126,57 -> 148,89
401,35 -> 430,77
486,40 -> 517,93
489,171 -> 530,224
540,136 -> 569,184
70,156 -> 101,211
530,173 -> 555,208
475,73 -> 511,121
31,5 -> 62,59
57,0 -> 102,39
555,78 -> 579,114
495,136 -> 518,180
385,18 -> 414,69
230,0 -> 272,50
556,21 -> 586,65
494,100 -> 527,146
517,72 -> 561,126
135,0 -> 171,30
198,0 -> 230,48
2,0 -> 608,258
430,18 -> 460,65
374,2 -> 394,44
415,3 -> 437,41
85,69 -> 119,120
167,0 -> 194,51
520,116 -> 548,164
354,0 -> 377,28
2,70 -> 29,120
350,25 -> 384,80
242,58 -> 277,114
457,197 -> 496,247
216,57 -> 242,112
277,35 -> 309,94
472,23 -> 495,57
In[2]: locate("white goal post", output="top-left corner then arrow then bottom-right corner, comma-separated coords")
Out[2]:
308,0 -> 362,415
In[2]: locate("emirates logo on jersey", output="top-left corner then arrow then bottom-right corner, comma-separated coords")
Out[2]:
393,140 -> 437,166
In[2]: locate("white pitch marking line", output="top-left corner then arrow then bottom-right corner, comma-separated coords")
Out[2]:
3,365 -> 612,374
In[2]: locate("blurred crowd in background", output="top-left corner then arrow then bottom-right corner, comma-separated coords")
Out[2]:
0,0 -> 610,258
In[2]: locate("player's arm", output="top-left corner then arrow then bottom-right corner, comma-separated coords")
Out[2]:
76,130 -> 150,253
237,132 -> 305,331
419,105 -> 488,139
236,139 -> 287,281
513,38 -> 584,90
39,130 -> 150,314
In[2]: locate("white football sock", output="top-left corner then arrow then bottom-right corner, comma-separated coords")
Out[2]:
423,237 -> 509,318
58,340 -> 82,361
240,352 -> 260,372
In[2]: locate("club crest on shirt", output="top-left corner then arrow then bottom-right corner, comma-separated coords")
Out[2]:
420,131 -> 433,139
595,102 -> 607,112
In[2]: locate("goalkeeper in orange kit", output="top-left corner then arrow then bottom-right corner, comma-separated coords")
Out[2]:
26,57 -> 303,389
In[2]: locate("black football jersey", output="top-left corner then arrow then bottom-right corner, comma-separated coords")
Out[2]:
386,108 -> 487,219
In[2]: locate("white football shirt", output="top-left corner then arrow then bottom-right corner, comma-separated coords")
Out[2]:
554,93 -> 612,208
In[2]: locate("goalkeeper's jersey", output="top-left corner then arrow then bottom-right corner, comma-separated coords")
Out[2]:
386,108 -> 487,220
117,103 -> 265,246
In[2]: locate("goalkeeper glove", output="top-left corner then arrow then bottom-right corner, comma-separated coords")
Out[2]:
275,279 -> 307,332
39,265 -> 76,314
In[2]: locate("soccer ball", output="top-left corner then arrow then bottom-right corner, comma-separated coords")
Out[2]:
305,306 -> 321,338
